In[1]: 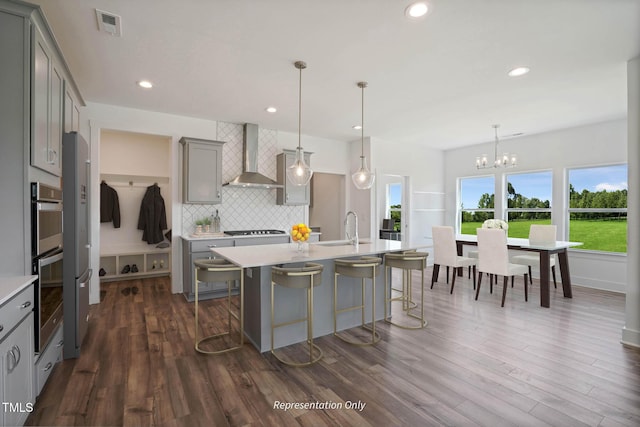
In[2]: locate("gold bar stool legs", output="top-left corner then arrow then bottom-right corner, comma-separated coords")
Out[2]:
194,259 -> 244,354
333,257 -> 383,346
384,251 -> 429,329
271,263 -> 324,367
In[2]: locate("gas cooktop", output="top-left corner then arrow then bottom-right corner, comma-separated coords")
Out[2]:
224,229 -> 286,236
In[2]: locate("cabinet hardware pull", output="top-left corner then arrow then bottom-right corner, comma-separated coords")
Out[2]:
43,362 -> 53,372
56,340 -> 64,347
0,325 -> 3,332
7,349 -> 17,372
12,345 -> 21,366
207,245 -> 217,248
20,301 -> 32,309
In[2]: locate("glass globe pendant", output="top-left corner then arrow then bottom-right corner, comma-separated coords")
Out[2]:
286,61 -> 313,186
352,81 -> 375,190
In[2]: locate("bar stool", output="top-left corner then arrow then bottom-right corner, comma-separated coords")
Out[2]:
384,251 -> 428,329
334,257 -> 383,346
271,263 -> 324,367
194,259 -> 244,354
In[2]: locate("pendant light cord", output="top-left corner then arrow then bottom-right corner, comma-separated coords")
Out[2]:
361,83 -> 364,157
358,81 -> 368,160
294,61 -> 306,151
493,124 -> 499,162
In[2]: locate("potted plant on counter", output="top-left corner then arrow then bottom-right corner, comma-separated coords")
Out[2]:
203,217 -> 212,233
195,219 -> 204,234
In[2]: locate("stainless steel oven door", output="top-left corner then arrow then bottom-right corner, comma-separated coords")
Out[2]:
35,250 -> 64,352
33,201 -> 63,257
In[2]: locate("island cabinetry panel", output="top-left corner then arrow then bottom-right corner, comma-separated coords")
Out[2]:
276,149 -> 312,205
0,282 -> 35,427
180,137 -> 225,204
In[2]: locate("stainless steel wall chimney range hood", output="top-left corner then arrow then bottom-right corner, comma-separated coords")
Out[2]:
224,123 -> 282,189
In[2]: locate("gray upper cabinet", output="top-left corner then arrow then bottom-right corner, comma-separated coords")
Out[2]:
276,149 -> 312,205
32,26 -> 64,176
180,137 -> 225,204
0,4 -> 30,276
0,0 -> 83,276
64,83 -> 81,133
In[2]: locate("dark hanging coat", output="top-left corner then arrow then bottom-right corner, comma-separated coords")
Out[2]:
100,181 -> 121,228
137,184 -> 167,244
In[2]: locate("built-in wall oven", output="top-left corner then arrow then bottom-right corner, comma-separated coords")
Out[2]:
31,182 -> 64,352
32,250 -> 64,352
31,183 -> 63,257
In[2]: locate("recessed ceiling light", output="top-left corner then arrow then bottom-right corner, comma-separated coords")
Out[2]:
352,125 -> 362,130
405,2 -> 429,19
508,67 -> 530,77
265,106 -> 277,113
137,80 -> 153,89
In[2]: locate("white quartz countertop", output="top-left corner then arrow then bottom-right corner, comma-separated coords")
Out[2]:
0,275 -> 37,306
210,239 -> 427,268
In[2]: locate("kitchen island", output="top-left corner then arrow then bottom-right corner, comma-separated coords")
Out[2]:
210,239 -> 423,352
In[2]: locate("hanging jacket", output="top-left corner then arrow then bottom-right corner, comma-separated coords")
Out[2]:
100,181 -> 121,228
137,184 -> 167,244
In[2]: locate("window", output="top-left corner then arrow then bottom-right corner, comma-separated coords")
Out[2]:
459,176 -> 495,235
568,164 -> 627,253
505,171 -> 553,238
387,183 -> 402,232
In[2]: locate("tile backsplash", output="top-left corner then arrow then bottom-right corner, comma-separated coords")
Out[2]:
181,121 -> 306,235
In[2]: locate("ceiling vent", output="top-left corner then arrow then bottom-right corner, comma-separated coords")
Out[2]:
95,9 -> 122,36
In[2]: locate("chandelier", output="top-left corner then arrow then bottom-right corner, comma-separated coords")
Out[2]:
476,124 -> 517,169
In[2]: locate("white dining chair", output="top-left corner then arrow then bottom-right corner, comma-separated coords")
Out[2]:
511,224 -> 557,288
475,228 -> 529,307
431,226 -> 477,293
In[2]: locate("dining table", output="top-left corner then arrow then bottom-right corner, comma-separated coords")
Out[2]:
455,234 -> 583,308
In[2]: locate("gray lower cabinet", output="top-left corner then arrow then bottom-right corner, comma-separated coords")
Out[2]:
182,238 -> 235,301
0,283 -> 35,427
182,235 -> 292,301
34,324 -> 63,397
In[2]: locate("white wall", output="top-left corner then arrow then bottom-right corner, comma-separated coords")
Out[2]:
372,138 -> 445,249
443,119 -> 628,293
100,130 -> 172,250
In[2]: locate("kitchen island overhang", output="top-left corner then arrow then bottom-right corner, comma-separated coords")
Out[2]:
209,239 -> 425,352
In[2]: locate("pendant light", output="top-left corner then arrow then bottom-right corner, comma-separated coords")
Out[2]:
352,81 -> 375,190
286,61 -> 313,186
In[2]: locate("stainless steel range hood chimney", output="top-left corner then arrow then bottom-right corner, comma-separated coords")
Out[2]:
224,123 -> 282,189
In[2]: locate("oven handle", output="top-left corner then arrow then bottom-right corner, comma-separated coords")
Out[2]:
38,250 -> 64,269
36,202 -> 63,212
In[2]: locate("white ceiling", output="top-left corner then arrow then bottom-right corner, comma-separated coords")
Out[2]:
30,0 -> 640,149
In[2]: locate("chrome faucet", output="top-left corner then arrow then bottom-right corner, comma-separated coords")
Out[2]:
345,211 -> 359,246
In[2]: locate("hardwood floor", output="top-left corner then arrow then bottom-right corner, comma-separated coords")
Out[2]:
26,270 -> 640,426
